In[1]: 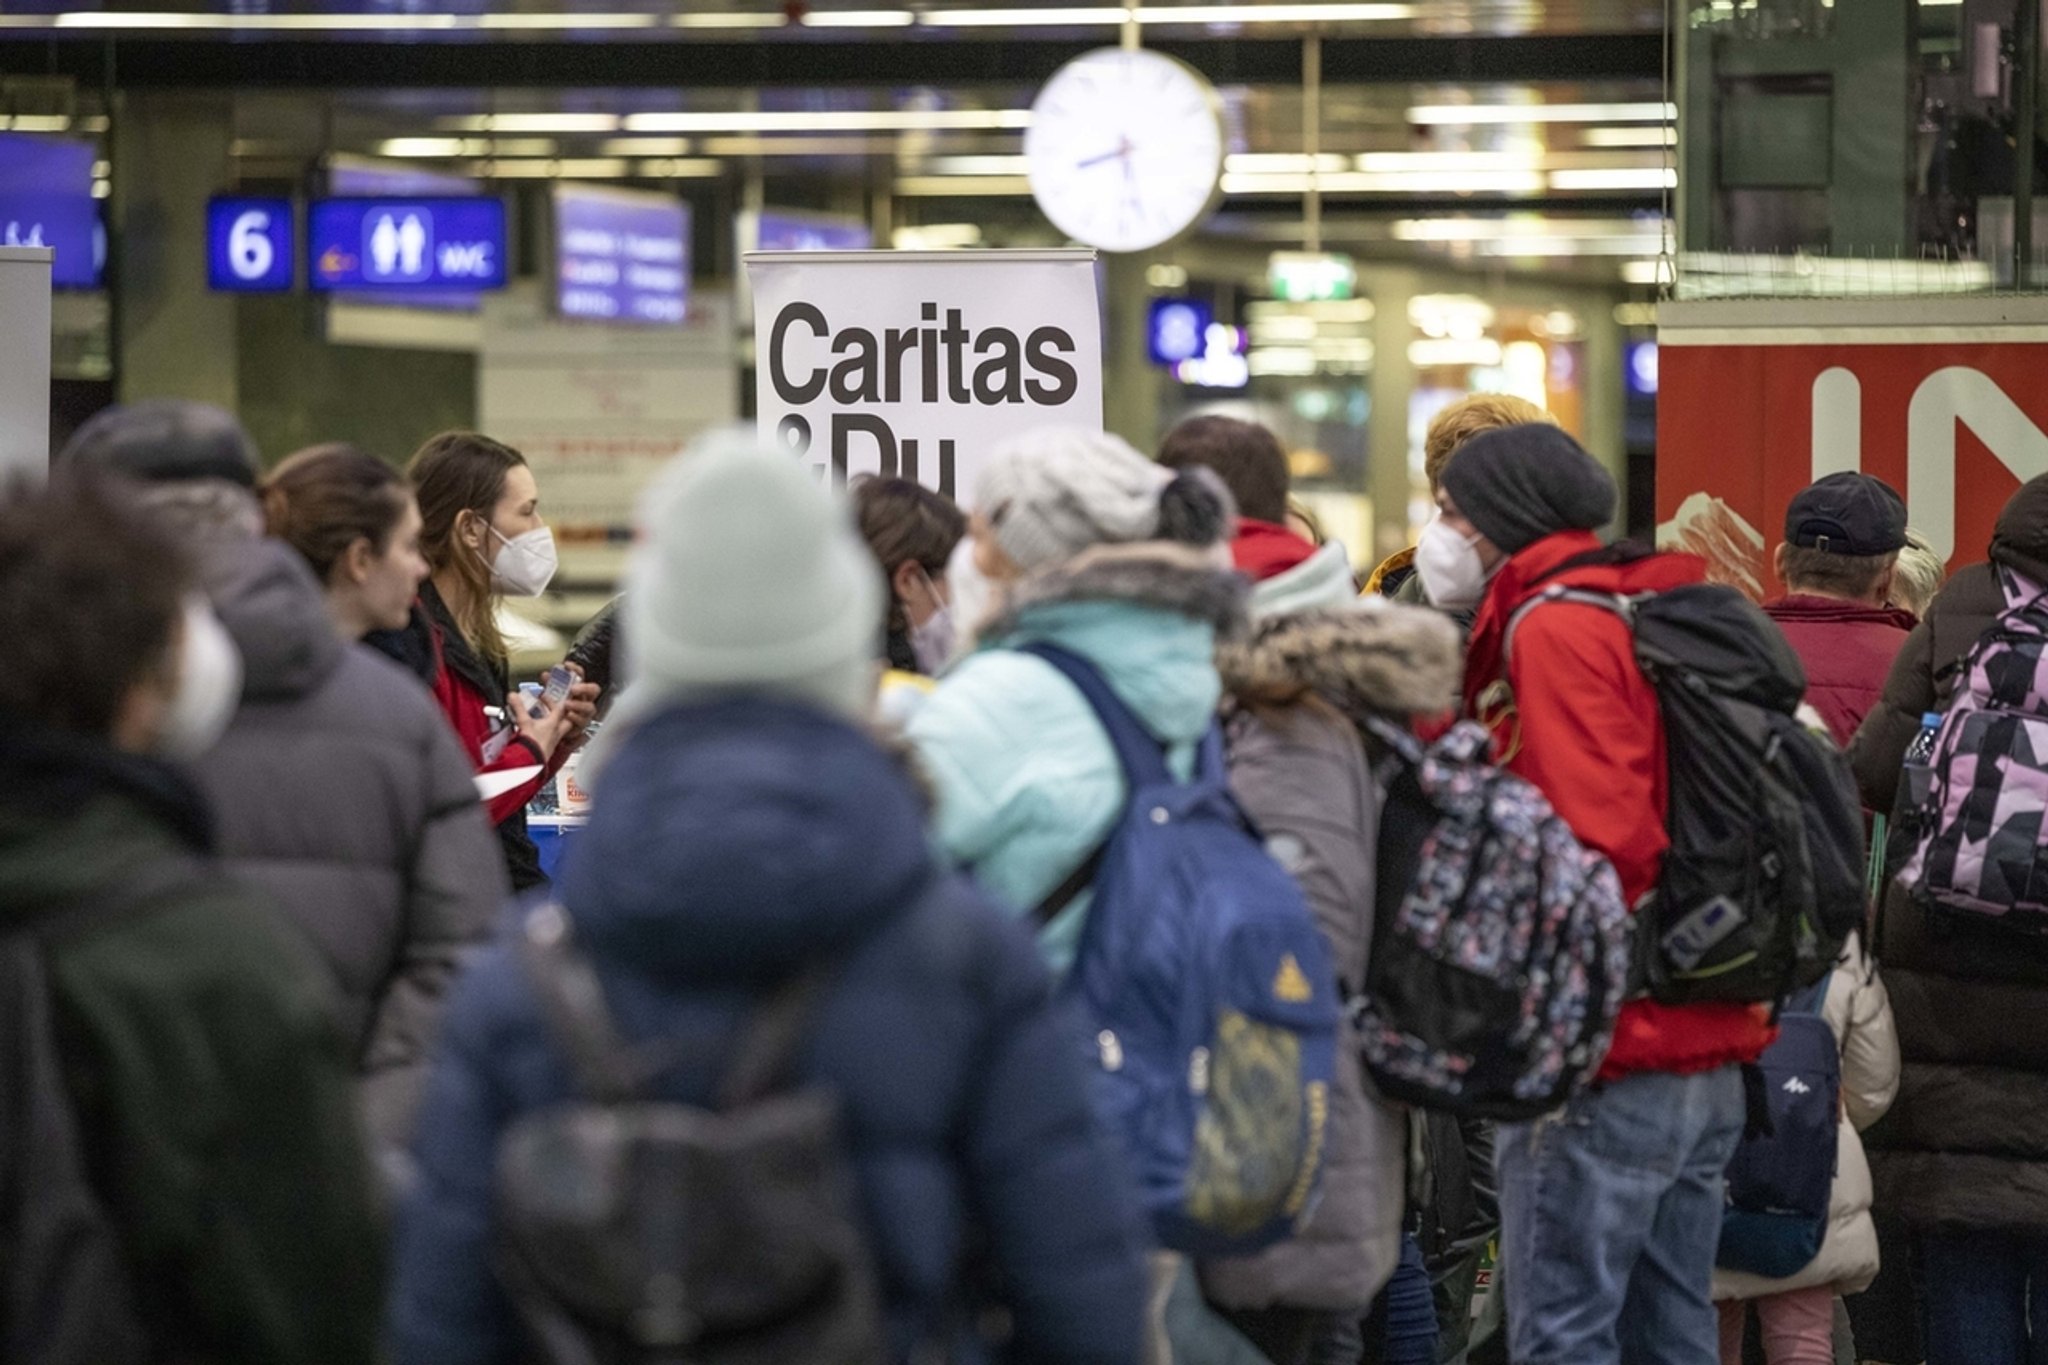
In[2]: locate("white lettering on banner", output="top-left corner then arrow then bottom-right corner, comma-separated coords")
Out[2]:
745,249 -> 1103,504
1809,366 -> 2048,561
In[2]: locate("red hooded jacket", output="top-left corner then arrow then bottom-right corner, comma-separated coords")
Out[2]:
1232,518 -> 1320,582
1465,531 -> 1777,1082
1760,594 -> 1917,747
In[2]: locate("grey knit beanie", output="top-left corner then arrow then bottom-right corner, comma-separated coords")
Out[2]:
974,426 -> 1174,573
1440,422 -> 1616,555
619,429 -> 882,721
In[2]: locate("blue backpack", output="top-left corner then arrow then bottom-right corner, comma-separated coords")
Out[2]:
1716,973 -> 1840,1279
1017,643 -> 1340,1257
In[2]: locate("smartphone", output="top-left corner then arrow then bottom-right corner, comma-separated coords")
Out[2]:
530,666 -> 573,720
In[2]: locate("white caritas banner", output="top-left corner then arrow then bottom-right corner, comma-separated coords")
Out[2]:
745,248 -> 1102,505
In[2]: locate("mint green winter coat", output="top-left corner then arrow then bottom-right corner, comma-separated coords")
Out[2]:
907,543 -> 1247,973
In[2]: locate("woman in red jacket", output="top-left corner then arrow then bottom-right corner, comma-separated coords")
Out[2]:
375,432 -> 594,891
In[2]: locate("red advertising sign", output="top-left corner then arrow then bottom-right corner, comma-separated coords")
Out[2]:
1657,299 -> 2048,600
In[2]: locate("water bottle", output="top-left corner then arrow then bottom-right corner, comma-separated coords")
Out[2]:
1902,710 -> 1943,811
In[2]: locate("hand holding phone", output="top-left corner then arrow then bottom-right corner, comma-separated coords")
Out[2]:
531,665 -> 574,720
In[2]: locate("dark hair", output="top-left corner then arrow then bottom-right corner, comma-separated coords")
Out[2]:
1782,544 -> 1896,600
852,477 -> 967,642
409,431 -> 527,662
0,471 -> 188,737
262,443 -> 411,584
1158,466 -> 1236,548
1156,415 -> 1289,524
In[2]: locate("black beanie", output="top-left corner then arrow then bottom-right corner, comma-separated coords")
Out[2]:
59,399 -> 260,488
1439,422 -> 1616,555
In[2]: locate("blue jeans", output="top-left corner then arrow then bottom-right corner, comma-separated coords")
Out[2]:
1495,1065 -> 1745,1365
1921,1231 -> 2048,1365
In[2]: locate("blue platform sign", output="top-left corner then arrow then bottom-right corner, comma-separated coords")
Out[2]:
0,133 -> 101,289
554,184 -> 689,326
207,197 -> 294,292
308,197 -> 507,292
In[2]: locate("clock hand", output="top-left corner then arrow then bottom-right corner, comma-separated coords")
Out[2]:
1076,135 -> 1133,170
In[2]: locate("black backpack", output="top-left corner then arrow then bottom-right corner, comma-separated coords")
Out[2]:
1507,579 -> 1865,1004
497,902 -> 887,1365
0,875 -> 173,1365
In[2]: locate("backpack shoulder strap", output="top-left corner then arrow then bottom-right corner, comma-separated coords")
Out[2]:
518,902 -> 646,1104
1013,641 -> 1173,788
715,962 -> 842,1110
1501,585 -> 1646,670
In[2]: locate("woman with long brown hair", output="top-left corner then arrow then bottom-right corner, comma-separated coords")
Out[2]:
370,432 -> 595,891
258,441 -> 509,1146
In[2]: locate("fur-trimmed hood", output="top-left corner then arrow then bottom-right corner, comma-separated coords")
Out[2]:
978,541 -> 1247,645
1217,600 -> 1463,720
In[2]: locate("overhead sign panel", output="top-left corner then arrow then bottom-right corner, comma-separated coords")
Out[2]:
308,197 -> 508,293
207,197 -> 295,292
745,248 -> 1102,505
553,184 -> 689,327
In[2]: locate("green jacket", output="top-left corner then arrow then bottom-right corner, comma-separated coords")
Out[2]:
0,731 -> 384,1365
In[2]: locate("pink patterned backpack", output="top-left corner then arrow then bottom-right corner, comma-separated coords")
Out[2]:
1903,566 -> 2048,932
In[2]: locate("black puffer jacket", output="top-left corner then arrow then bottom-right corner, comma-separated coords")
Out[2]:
1849,474 -> 2048,1234
189,536 -> 509,1148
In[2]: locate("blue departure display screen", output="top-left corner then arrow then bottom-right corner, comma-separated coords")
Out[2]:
0,134 -> 101,289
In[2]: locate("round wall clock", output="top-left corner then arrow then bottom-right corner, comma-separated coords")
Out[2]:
1025,48 -> 1227,254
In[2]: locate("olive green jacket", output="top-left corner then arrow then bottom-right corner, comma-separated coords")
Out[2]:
0,731 -> 384,1365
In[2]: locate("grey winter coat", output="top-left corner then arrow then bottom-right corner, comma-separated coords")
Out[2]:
1199,600 -> 1465,1313
189,536 -> 508,1147
1848,479 -> 2048,1235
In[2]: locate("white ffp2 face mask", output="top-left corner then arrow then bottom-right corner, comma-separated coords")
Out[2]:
487,524 -> 559,598
1415,516 -> 1491,609
941,537 -> 996,665
155,596 -> 243,761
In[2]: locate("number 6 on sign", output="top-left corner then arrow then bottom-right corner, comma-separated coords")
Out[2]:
207,196 -> 295,293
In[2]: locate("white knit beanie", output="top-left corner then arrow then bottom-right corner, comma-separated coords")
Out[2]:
616,429 -> 883,724
974,426 -> 1173,573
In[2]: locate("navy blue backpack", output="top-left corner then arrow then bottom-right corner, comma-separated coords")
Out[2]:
1017,643 -> 1340,1257
1717,974 -> 1840,1279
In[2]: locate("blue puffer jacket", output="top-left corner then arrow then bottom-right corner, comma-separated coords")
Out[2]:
908,544 -> 1246,973
386,697 -> 1150,1365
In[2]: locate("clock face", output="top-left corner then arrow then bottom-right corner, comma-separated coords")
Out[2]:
1025,48 -> 1226,254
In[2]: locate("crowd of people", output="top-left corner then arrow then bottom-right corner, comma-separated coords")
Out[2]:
3,384 -> 2044,1365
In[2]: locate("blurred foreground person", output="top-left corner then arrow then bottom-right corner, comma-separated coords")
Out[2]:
64,406 -> 506,1152
389,434 -> 1149,1365
0,472 -> 381,1364
905,426 -> 1241,1364
377,432 -> 598,891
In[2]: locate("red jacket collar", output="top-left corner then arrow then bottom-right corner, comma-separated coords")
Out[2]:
1231,518 -> 1320,582
1762,594 -> 1920,633
1464,531 -> 1706,710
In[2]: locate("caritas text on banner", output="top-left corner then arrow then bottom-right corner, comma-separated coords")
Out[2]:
745,248 -> 1103,505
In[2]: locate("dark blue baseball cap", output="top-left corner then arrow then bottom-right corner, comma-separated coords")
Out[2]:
1785,472 -> 1907,556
